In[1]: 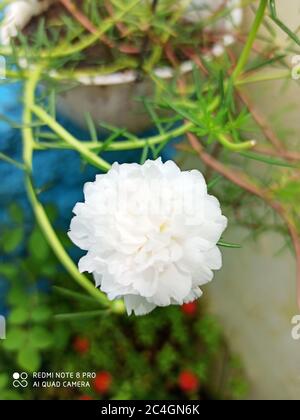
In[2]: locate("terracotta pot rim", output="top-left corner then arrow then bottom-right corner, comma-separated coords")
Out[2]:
3,0 -> 243,87
48,60 -> 195,86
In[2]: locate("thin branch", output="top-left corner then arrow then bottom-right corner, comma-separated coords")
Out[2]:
237,89 -> 285,153
103,0 -> 140,54
59,0 -> 114,48
187,132 -> 300,310
254,145 -> 300,162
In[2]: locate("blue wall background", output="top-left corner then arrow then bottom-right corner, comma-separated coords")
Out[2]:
0,82 -> 178,226
0,80 -> 179,313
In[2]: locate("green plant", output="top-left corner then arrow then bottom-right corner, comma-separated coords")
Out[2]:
0,205 -> 247,400
1,1 -> 299,310
0,205 -> 67,374
0,0 -> 299,381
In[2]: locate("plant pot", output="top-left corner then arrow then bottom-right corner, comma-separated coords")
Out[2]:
1,0 -> 242,132
55,62 -> 194,133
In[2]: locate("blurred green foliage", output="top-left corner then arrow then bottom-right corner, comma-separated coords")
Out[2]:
0,204 -> 247,400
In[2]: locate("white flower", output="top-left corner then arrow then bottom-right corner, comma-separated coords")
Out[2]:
68,159 -> 227,316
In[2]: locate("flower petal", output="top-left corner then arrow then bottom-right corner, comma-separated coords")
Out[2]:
124,295 -> 156,316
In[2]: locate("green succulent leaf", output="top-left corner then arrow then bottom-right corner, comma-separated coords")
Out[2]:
2,328 -> 27,351
0,373 -> 9,390
2,227 -> 23,253
28,228 -> 50,262
8,203 -> 24,224
29,326 -> 53,349
31,306 -> 52,323
9,307 -> 30,325
0,263 -> 18,279
18,347 -> 41,372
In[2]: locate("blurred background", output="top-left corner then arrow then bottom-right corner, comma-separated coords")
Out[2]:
0,0 -> 300,400
207,1 -> 300,400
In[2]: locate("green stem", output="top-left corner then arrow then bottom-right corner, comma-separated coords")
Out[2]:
34,123 -> 256,153
22,67 -> 109,307
54,310 -> 109,321
0,152 -> 25,170
236,69 -> 291,85
143,1 -> 187,72
0,0 -> 141,60
31,104 -> 111,171
33,96 -> 255,153
232,0 -> 268,81
23,66 -> 43,172
25,177 -> 109,306
269,0 -> 300,47
53,286 -> 99,304
51,0 -> 140,57
5,65 -> 293,89
217,133 -> 256,151
34,122 -> 194,152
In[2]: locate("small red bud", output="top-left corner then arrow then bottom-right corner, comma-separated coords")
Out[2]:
178,370 -> 200,393
72,336 -> 90,354
93,371 -> 112,395
181,302 -> 198,316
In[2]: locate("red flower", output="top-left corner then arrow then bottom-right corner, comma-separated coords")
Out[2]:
181,302 -> 198,316
78,395 -> 93,400
93,371 -> 112,395
178,370 -> 199,393
72,336 -> 90,354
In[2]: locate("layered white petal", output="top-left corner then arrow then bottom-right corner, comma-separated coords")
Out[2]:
124,295 -> 156,316
69,159 -> 228,315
